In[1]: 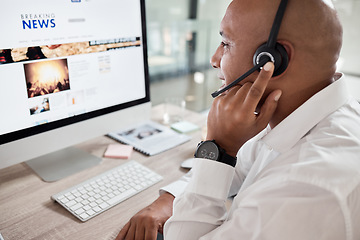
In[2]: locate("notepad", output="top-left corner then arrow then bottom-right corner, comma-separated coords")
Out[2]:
107,120 -> 191,156
171,121 -> 199,133
103,144 -> 133,159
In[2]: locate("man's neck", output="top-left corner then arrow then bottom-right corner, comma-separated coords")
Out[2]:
269,75 -> 335,129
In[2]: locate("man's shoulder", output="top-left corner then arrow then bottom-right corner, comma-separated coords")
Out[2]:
311,98 -> 360,141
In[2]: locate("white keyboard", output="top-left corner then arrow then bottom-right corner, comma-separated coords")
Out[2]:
51,160 -> 163,221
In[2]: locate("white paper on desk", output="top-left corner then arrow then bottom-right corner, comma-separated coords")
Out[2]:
107,120 -> 191,156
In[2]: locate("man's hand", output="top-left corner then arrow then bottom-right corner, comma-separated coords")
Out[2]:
206,62 -> 282,157
115,192 -> 174,240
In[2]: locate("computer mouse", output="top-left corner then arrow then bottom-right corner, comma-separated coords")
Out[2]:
180,158 -> 194,169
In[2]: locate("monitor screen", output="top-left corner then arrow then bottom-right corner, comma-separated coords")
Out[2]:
0,0 -> 151,181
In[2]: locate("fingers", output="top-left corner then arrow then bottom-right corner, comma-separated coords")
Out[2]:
144,228 -> 159,240
115,221 -> 142,240
122,221 -> 145,240
243,61 -> 274,113
115,218 -> 159,240
133,225 -> 144,240
115,222 -> 130,240
257,89 -> 282,128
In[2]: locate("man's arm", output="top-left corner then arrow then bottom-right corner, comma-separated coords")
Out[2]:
165,165 -> 347,240
115,192 -> 174,240
164,159 -> 234,239
115,153 -> 247,240
115,166 -> 195,240
164,63 -> 281,239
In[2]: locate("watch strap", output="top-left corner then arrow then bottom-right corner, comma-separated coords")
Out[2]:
217,151 -> 237,168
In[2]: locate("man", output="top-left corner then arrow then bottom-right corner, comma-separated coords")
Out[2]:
116,0 -> 360,239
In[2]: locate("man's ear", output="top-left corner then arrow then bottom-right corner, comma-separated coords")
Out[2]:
276,40 -> 294,77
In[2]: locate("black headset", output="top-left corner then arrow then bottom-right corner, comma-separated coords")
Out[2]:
211,0 -> 289,98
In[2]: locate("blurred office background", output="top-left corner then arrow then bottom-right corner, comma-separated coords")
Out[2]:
146,0 -> 360,113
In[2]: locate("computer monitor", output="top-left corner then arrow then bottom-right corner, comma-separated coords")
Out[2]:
0,0 -> 151,181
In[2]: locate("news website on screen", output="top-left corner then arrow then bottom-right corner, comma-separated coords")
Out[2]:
0,0 -> 146,136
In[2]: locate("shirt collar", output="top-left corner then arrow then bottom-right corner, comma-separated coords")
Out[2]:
262,73 -> 351,153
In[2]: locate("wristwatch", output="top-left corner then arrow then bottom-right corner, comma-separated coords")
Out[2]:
194,140 -> 237,167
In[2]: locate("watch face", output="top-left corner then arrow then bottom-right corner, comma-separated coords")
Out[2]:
197,141 -> 219,160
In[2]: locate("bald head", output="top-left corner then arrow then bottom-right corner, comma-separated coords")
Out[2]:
280,0 -> 342,76
222,0 -> 342,79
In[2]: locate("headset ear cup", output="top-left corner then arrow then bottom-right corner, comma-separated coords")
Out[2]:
274,43 -> 288,76
253,42 -> 289,77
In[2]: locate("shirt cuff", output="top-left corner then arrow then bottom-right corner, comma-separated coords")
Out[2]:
186,158 -> 235,200
160,180 -> 189,198
160,168 -> 194,198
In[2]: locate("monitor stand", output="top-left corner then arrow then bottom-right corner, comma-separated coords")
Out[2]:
25,147 -> 101,182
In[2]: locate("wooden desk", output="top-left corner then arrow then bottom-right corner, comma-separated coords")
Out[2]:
0,104 -> 206,240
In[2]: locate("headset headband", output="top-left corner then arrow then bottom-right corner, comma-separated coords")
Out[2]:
267,0 -> 288,48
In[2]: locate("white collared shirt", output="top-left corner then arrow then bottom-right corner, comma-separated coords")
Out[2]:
163,74 -> 360,240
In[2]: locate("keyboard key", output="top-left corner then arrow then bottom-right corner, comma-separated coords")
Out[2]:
89,202 -> 97,208
75,208 -> 85,215
86,209 -> 96,216
70,203 -> 83,211
99,202 -> 109,209
80,213 -> 89,220
65,200 -> 76,208
60,198 -> 69,204
107,188 -> 136,205
93,206 -> 101,212
83,205 -> 91,211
